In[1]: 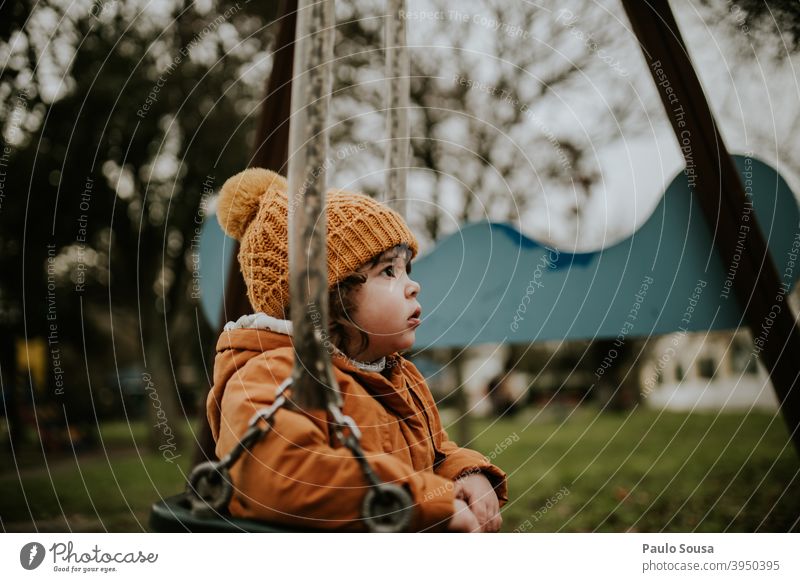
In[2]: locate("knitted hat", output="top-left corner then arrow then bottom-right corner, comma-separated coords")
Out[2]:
216,168 -> 419,319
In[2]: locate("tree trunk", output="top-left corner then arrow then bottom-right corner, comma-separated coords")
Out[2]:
142,308 -> 184,464
449,347 -> 471,445
0,335 -> 22,446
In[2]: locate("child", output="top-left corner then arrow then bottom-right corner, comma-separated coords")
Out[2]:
207,168 -> 508,532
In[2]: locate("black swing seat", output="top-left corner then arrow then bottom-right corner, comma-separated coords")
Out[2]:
149,493 -> 316,533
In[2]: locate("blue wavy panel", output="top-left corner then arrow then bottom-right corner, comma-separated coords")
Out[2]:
412,155 -> 800,348
197,156 -> 799,348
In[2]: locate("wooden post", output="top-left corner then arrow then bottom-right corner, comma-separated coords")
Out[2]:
193,0 -> 298,466
384,0 -> 410,216
286,0 -> 339,411
218,1 -> 298,327
621,0 -> 800,455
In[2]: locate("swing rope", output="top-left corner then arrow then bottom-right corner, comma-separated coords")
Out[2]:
385,0 -> 410,215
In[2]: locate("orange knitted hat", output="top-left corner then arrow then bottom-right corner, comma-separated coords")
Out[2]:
216,168 -> 419,319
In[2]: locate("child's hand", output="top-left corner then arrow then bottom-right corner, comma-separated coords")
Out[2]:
453,472 -> 502,532
447,498 -> 481,532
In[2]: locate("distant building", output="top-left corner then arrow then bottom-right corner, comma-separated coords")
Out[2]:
639,329 -> 778,412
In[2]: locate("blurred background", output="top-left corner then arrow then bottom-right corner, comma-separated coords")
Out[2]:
1,0 -> 799,532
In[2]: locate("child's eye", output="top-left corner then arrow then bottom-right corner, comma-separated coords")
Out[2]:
382,265 -> 396,277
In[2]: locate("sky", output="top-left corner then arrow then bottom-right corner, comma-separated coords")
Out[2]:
401,0 -> 800,253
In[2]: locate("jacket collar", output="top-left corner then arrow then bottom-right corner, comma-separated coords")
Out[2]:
223,312 -> 388,373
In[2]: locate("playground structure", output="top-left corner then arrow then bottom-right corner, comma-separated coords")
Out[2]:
150,0 -> 800,533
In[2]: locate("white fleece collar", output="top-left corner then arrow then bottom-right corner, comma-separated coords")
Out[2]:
223,312 -> 387,372
224,312 -> 293,335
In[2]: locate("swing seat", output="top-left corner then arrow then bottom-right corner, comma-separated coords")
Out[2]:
148,493 -> 314,533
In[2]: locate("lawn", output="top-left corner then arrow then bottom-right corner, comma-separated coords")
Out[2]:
1,407 -> 797,532
0,418 -> 196,532
465,406 -> 799,532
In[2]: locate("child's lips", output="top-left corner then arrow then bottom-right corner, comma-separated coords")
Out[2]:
408,307 -> 422,327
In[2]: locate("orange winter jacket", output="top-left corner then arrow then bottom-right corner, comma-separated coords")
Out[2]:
207,316 -> 508,532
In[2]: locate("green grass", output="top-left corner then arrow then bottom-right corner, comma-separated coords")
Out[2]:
1,409 -> 797,532
464,406 -> 800,532
0,452 -> 191,532
0,418 -> 196,532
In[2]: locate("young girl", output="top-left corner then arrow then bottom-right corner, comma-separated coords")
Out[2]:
207,168 -> 508,532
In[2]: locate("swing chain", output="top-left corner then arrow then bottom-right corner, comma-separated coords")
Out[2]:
327,402 -> 414,533
187,376 -> 413,531
327,402 -> 380,487
185,378 -> 293,517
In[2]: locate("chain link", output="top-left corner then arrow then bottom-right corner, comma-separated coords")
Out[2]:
185,378 -> 293,516
187,376 -> 412,531
327,402 -> 383,488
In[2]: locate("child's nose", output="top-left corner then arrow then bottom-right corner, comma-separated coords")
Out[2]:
407,278 -> 420,297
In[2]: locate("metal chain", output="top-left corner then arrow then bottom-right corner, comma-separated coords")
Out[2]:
326,402 -> 413,532
185,378 -> 293,516
187,376 -> 413,531
327,402 -> 383,488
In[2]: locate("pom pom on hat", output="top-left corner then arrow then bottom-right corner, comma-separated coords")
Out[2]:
216,168 -> 288,241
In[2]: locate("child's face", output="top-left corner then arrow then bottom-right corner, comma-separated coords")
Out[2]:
347,252 -> 422,362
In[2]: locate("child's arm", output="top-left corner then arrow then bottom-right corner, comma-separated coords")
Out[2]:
212,358 -> 459,531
